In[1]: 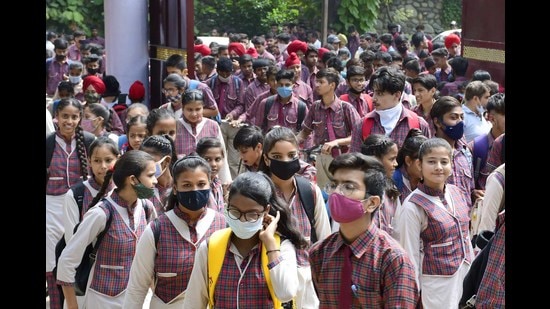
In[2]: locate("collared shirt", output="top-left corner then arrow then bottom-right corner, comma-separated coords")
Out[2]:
448,138 -> 475,208
254,94 -> 307,134
462,104 -> 492,143
206,75 -> 245,119
309,223 -> 419,308
292,80 -> 314,107
478,133 -> 504,190
67,44 -> 81,61
302,96 -> 361,148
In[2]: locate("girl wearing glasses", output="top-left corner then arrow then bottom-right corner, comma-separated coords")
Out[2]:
159,73 -> 187,120
184,171 -> 308,308
124,155 -> 226,308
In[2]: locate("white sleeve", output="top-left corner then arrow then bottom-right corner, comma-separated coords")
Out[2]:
46,108 -> 55,136
269,239 -> 299,302
56,205 -> 108,283
63,188 -> 80,242
477,172 -> 504,233
123,224 -> 157,309
313,185 -> 332,243
395,200 -> 427,288
182,241 -> 210,308
217,125 -> 233,185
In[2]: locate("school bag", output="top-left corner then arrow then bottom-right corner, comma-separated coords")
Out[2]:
262,95 -> 307,132
360,109 -> 420,140
46,131 -> 96,187
294,175 -> 318,244
112,93 -> 129,120
339,93 -> 374,115
207,76 -> 241,124
207,228 -> 295,309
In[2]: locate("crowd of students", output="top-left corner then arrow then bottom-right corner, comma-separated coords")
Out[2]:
46,23 -> 505,308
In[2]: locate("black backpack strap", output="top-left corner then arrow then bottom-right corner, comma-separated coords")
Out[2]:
46,132 -> 56,169
262,96 -> 276,132
70,181 -> 87,221
152,218 -> 161,249
296,99 -> 307,131
91,201 -> 114,258
295,175 -> 317,243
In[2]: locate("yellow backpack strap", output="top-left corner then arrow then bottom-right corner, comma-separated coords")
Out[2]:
207,227 -> 232,308
262,233 -> 282,309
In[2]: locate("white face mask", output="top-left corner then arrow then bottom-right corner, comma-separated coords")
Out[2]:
224,209 -> 264,239
69,75 -> 82,84
218,75 -> 231,83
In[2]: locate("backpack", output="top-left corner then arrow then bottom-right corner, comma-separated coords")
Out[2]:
294,175 -> 318,244
207,228 -> 291,309
112,93 -> 129,120
472,134 -> 490,182
339,93 -> 374,115
361,110 -> 420,140
262,95 -> 307,132
46,131 -> 96,186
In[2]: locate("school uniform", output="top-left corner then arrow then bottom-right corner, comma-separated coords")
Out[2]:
151,184 -> 171,216
56,192 -> 156,309
209,176 -> 225,213
62,176 -> 115,242
372,192 -> 401,237
448,138 -> 475,208
396,183 -> 474,309
123,207 -> 226,308
309,223 -> 419,308
253,94 -> 308,134
183,236 -> 299,308
274,181 -> 331,309
292,79 -> 314,107
158,102 -> 182,120
174,117 -> 232,186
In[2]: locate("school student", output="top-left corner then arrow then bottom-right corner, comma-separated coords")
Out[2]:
120,115 -> 148,154
258,126 -> 331,308
146,108 -> 178,143
196,137 -> 228,213
395,138 -> 474,308
309,152 -> 419,308
183,172 -> 308,308
46,98 -> 95,309
139,134 -> 178,215
56,150 -> 158,308
123,156 -> 226,308
393,128 -> 428,204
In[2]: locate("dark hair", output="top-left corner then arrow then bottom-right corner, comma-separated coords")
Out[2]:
328,152 -> 388,198
201,55 -> 216,69
140,134 -> 177,171
423,56 -> 436,70
418,137 -> 453,162
57,81 -> 75,96
56,98 -> 89,179
486,92 -> 505,115
429,96 -> 462,132
196,136 -> 225,158
165,54 -> 187,70
396,130 -> 428,168
101,75 -> 121,97
228,172 -> 308,249
258,126 -> 299,176
182,89 -> 204,106
276,69 -> 294,82
233,125 -> 264,149
360,134 -> 397,159
346,65 -> 366,80
163,73 -> 187,89
326,57 -> 344,73
316,67 -> 341,86
86,103 -> 113,132
448,56 -> 469,76
146,108 -> 177,135
90,150 -> 155,207
369,65 -> 406,94
217,57 -> 234,72
166,155 -> 212,211
471,69 -> 492,82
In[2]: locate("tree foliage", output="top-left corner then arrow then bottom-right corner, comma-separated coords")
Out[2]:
46,0 -> 104,35
336,0 -> 381,33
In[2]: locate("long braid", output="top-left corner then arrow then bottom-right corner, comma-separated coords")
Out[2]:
89,169 -> 114,208
105,108 -> 114,132
164,134 -> 178,171
74,124 -> 89,179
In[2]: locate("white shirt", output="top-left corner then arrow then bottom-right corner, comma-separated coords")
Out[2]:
462,104 -> 492,143
183,238 -> 299,308
477,164 -> 505,233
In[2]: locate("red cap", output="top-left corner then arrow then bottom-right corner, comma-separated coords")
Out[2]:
317,47 -> 330,60
444,33 -> 461,49
228,42 -> 245,56
285,52 -> 301,68
128,80 -> 145,101
286,40 -> 308,55
246,47 -> 259,59
194,44 -> 211,56
83,75 -> 106,95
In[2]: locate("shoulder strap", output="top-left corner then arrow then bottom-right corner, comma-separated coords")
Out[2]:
208,228 -> 282,308
91,201 -> 114,257
361,110 -> 420,140
472,134 -> 490,180
46,132 -> 56,169
405,109 -> 420,129
362,93 -> 374,112
361,115 -> 375,140
70,181 -> 87,221
392,169 -> 404,192
295,175 -> 317,243
141,199 -> 153,221
297,99 -> 307,131
340,94 -> 350,102
263,96 -> 276,131
152,217 -> 161,248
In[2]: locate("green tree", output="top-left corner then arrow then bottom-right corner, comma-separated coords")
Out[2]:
46,0 -> 104,35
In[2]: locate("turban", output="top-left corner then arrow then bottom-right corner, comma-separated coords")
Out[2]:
285,52 -> 301,68
194,44 -> 211,56
83,75 -> 106,94
246,47 -> 259,59
228,42 -> 245,56
286,40 -> 308,55
128,80 -> 145,101
337,33 -> 348,45
317,47 -> 330,60
445,33 -> 461,49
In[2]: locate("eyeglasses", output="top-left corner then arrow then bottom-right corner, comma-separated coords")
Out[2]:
324,182 -> 362,197
226,207 -> 264,222
350,78 -> 365,83
162,88 -> 179,95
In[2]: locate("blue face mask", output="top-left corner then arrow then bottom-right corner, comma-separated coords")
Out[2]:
176,189 -> 211,211
276,86 -> 293,98
441,119 -> 464,140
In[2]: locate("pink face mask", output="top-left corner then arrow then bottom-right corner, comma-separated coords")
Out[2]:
328,193 -> 367,223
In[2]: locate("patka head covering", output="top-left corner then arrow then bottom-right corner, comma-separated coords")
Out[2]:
246,46 -> 259,59
194,44 -> 211,56
128,80 -> 145,101
83,75 -> 106,94
285,52 -> 301,68
286,40 -> 308,55
228,42 -> 246,56
445,33 -> 461,49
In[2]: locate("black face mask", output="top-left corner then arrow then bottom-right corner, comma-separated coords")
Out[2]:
268,157 -> 301,180
349,87 -> 363,94
87,68 -> 98,75
55,54 -> 66,62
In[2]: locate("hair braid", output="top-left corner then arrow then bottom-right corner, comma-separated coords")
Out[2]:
75,125 -> 89,179
89,169 -> 114,208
